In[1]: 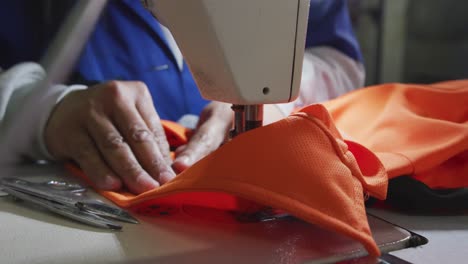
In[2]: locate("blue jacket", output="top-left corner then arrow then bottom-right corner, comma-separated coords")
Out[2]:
0,0 -> 361,121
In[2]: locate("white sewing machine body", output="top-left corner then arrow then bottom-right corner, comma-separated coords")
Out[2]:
148,0 -> 310,105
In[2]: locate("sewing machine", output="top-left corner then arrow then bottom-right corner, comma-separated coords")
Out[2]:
142,0 -> 310,135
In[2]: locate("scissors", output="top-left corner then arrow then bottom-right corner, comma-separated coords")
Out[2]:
0,177 -> 139,230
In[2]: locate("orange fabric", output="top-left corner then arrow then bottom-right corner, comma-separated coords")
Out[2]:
323,81 -> 468,189
67,104 -> 387,256
161,120 -> 192,148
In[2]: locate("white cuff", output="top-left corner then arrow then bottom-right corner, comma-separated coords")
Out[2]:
36,84 -> 88,160
0,62 -> 87,163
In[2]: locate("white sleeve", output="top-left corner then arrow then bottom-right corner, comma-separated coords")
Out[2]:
275,46 -> 365,116
0,62 -> 87,163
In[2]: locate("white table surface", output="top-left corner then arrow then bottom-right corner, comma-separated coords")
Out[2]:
368,208 -> 468,263
1,165 -> 467,264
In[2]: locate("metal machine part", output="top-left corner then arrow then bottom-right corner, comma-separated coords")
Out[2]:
230,104 -> 264,138
245,105 -> 264,131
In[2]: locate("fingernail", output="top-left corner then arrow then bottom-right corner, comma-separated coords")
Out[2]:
159,169 -> 176,184
174,155 -> 191,166
172,156 -> 191,174
106,177 -> 122,190
136,176 -> 160,192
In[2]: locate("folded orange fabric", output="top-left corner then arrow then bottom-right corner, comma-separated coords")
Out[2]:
67,104 -> 387,256
323,81 -> 468,189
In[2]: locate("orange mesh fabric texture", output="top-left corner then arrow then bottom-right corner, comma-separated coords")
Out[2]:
323,81 -> 468,189
67,104 -> 388,256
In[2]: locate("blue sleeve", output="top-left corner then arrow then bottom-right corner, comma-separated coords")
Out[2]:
306,0 -> 363,62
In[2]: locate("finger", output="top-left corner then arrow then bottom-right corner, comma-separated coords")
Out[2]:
172,103 -> 232,173
172,124 -> 223,173
86,110 -> 160,194
174,145 -> 187,156
112,99 -> 176,184
136,90 -> 173,165
69,133 -> 122,191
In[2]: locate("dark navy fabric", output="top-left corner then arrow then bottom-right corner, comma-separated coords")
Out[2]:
0,1 -> 46,68
0,0 -> 362,121
307,0 -> 363,62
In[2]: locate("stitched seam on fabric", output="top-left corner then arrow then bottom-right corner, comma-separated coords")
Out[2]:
293,113 -> 362,180
291,113 -> 376,218
426,84 -> 468,92
387,151 -> 415,176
